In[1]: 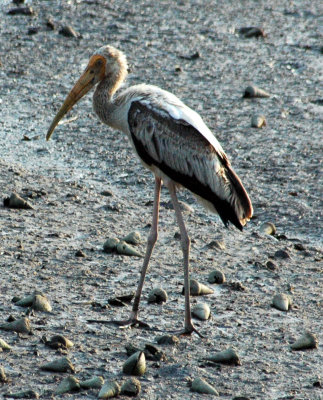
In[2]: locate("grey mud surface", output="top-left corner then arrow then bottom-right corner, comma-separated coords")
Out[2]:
0,0 -> 322,399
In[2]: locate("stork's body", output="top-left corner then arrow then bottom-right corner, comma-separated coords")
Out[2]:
47,45 -> 253,335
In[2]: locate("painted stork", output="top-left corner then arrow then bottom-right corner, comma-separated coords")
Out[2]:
46,45 -> 253,336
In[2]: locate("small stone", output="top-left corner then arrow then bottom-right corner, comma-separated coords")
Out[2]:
40,357 -> 75,373
75,249 -> 86,257
274,249 -> 291,259
46,18 -> 55,30
121,378 -> 141,396
103,238 -> 120,253
265,260 -> 278,270
290,332 -> 318,351
191,377 -> 218,395
0,317 -> 31,334
147,288 -> 168,304
207,239 -> 225,250
144,343 -> 166,361
80,376 -> 104,389
238,27 -> 266,38
260,222 -> 276,235
0,338 -> 12,351
98,381 -> 120,399
14,291 -> 44,307
243,85 -> 270,98
208,270 -> 226,284
55,376 -> 80,395
27,27 -> 39,35
3,193 -> 34,209
7,6 -> 34,15
192,303 -> 211,320
272,293 -> 292,311
251,115 -> 267,128
180,51 -> 200,60
44,335 -> 74,349
156,335 -> 179,346
59,25 -> 81,38
123,351 -> 146,376
32,294 -> 52,312
206,348 -> 241,365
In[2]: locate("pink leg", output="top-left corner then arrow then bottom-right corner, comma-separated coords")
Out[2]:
167,182 -> 202,337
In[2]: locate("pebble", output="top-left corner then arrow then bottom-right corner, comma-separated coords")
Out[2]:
251,115 -> 267,128
56,376 -> 80,395
0,317 -> 31,334
272,293 -> 292,311
243,85 -> 270,98
44,334 -> 74,350
0,338 -> 12,351
121,378 -> 141,396
40,357 -> 75,373
116,241 -> 143,257
189,279 -> 214,296
46,18 -> 55,30
274,249 -> 291,259
75,249 -> 86,257
192,303 -> 211,320
123,351 -> 146,376
290,332 -> 318,351
144,343 -> 166,361
208,270 -> 226,284
80,376 -> 104,389
27,27 -> 39,35
122,231 -> 142,245
103,237 -> 120,253
98,381 -> 120,399
207,239 -> 226,250
238,26 -> 266,38
191,377 -> 218,396
7,6 -> 34,15
206,348 -> 241,365
147,288 -> 168,304
260,222 -> 276,235
59,25 -> 81,38
3,193 -> 34,209
156,335 -> 179,346
180,51 -> 200,60
265,260 -> 278,271
32,294 -> 52,312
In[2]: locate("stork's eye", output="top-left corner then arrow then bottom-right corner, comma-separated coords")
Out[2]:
95,59 -> 103,67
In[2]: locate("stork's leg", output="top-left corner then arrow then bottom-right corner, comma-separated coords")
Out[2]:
109,176 -> 161,328
168,182 -> 202,337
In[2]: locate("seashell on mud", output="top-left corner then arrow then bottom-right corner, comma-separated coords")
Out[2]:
272,293 -> 292,311
40,357 -> 75,373
98,381 -> 121,399
191,377 -> 219,395
251,114 -> 267,128
156,334 -> 180,346
121,377 -> 141,396
206,348 -> 241,365
192,303 -> 211,320
189,279 -> 214,296
80,376 -> 104,389
3,192 -> 34,209
56,376 -> 80,395
0,338 -> 12,351
125,343 -> 142,357
14,291 -> 44,307
208,270 -> 226,284
147,288 -> 168,304
123,351 -> 146,376
0,317 -> 31,334
145,343 -> 166,361
0,366 -> 7,383
45,335 -> 74,349
4,389 -> 39,399
243,85 -> 270,98
290,332 -> 318,351
32,294 -> 52,312
122,231 -> 142,245
260,222 -> 276,236
238,26 -> 266,38
103,237 -> 120,253
116,241 -> 144,257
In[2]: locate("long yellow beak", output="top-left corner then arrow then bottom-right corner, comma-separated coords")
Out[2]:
46,69 -> 96,141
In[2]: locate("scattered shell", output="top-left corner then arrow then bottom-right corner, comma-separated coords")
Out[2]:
59,25 -> 81,38
75,249 -> 86,257
243,85 -> 270,98
156,335 -> 179,346
125,343 -> 142,357
116,241 -> 143,257
260,222 -> 276,235
14,292 -> 41,307
4,390 -> 39,399
206,348 -> 241,365
189,279 -> 214,296
266,260 -> 278,270
192,303 -> 211,320
272,293 -> 292,311
46,18 -> 55,30
122,231 -> 142,245
238,26 -> 266,38
108,293 -> 134,307
56,376 -> 80,395
251,114 -> 267,128
98,381 -> 121,399
7,6 -> 35,16
32,294 -> 52,312
80,376 -> 104,389
0,317 -> 31,334
208,270 -> 226,284
147,288 -> 168,304
3,193 -> 34,209
274,249 -> 291,259
191,377 -> 219,396
123,351 -> 146,376
207,239 -> 226,250
103,238 -> 120,253
144,343 -> 166,361
0,338 -> 12,351
0,366 -> 7,383
40,357 -> 75,373
44,335 -> 74,349
291,332 -> 318,351
121,378 -> 141,396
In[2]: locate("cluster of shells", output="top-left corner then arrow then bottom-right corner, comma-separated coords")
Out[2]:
103,231 -> 143,257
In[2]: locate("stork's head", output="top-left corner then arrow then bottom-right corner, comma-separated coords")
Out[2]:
46,45 -> 128,141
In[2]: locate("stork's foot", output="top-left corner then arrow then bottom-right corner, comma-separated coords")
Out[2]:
170,322 -> 204,338
107,318 -> 151,330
